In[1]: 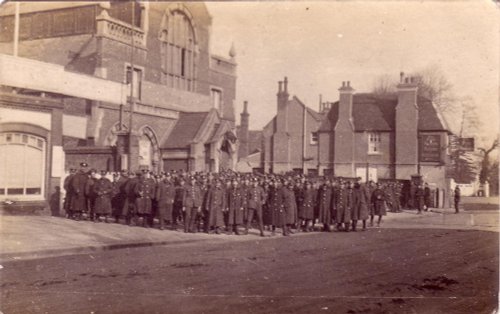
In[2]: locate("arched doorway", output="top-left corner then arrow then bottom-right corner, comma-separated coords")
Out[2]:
138,126 -> 160,172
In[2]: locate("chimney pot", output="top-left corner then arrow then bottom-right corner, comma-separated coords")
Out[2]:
284,76 -> 288,93
342,81 -> 346,87
347,81 -> 350,87
405,77 -> 409,84
400,72 -> 404,83
278,81 -> 283,93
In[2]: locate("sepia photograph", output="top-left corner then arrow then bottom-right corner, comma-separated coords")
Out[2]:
0,1 -> 498,313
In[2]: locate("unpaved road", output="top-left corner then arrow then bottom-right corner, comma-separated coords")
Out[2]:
1,228 -> 498,314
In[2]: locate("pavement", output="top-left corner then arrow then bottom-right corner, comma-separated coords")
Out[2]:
0,207 -> 498,263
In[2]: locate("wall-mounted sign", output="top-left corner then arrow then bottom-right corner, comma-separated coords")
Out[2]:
420,134 -> 441,162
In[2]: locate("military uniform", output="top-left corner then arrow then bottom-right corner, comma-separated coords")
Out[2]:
70,169 -> 89,219
335,185 -> 351,230
206,183 -> 226,232
134,174 -> 155,226
111,174 -> 129,222
156,178 -> 176,229
282,185 -> 297,235
227,185 -> 245,234
317,184 -> 333,230
352,183 -> 370,230
63,170 -> 76,218
371,188 -> 387,216
246,183 -> 266,236
183,181 -> 203,233
93,173 -> 113,219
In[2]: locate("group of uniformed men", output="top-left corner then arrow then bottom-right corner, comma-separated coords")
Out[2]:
63,162 -> 417,237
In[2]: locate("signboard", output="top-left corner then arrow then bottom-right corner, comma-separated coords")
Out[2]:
420,134 -> 441,162
459,138 -> 475,152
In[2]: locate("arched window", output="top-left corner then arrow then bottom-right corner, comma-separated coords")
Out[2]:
159,9 -> 196,91
0,132 -> 45,199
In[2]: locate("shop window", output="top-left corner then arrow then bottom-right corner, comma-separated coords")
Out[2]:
0,132 -> 45,199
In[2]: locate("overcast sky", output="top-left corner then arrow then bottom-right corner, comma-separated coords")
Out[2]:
206,1 -> 499,142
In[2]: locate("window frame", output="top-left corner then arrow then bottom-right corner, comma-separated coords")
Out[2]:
210,87 -> 223,116
0,132 -> 46,200
367,132 -> 382,155
124,63 -> 144,101
310,131 -> 319,146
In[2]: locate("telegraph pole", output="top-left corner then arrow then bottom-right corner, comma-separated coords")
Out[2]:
128,1 -> 136,171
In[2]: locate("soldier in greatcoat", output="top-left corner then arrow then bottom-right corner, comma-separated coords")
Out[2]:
134,170 -> 155,227
123,172 -> 138,225
371,182 -> 387,227
93,170 -> 113,222
111,170 -> 129,223
352,180 -> 370,231
317,179 -> 333,232
182,176 -> 203,233
173,177 -> 186,229
84,169 -> 98,221
293,180 -> 304,231
335,180 -> 350,231
246,177 -> 266,236
282,182 -> 297,236
155,174 -> 176,230
239,176 -> 251,231
266,180 -> 285,235
298,181 -> 316,232
227,178 -> 245,235
206,179 -> 226,234
70,163 -> 90,221
63,168 -> 76,219
197,176 -> 210,233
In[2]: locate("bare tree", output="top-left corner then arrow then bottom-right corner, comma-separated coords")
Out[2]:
411,65 -> 458,115
478,138 -> 499,185
371,74 -> 396,95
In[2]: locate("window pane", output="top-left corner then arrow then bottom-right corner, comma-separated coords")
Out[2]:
5,144 -> 25,188
7,188 -> 24,195
26,188 -> 41,195
25,145 -> 43,188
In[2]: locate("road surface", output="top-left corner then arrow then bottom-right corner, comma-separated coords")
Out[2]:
1,228 -> 498,314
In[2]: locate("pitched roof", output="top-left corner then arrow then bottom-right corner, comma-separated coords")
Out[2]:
292,96 -> 324,121
318,93 -> 447,132
162,111 -> 210,149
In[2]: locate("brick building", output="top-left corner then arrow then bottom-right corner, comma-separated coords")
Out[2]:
0,2 -> 237,208
236,77 -> 327,174
237,74 -> 450,205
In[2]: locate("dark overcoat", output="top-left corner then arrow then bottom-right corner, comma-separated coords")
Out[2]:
265,187 -> 285,226
282,187 -> 298,225
156,180 -> 176,220
371,188 -> 387,216
353,184 -> 370,220
93,177 -> 113,215
207,186 -> 226,227
134,177 -> 155,215
298,188 -> 316,220
335,187 -> 351,223
317,185 -> 333,224
227,187 -> 245,225
70,171 -> 88,213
